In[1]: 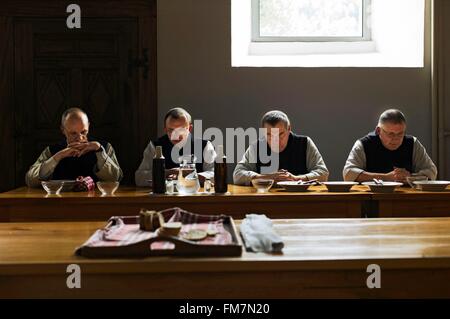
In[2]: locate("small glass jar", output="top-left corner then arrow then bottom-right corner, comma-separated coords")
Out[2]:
177,155 -> 200,195
166,178 -> 174,194
204,178 -> 212,193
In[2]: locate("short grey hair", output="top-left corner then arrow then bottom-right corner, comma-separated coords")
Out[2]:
378,109 -> 407,126
61,107 -> 88,128
261,110 -> 291,128
164,107 -> 192,126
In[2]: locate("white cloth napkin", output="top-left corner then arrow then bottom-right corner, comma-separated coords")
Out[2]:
240,214 -> 284,253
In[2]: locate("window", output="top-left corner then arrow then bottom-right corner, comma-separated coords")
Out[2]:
232,0 -> 426,67
252,0 -> 371,42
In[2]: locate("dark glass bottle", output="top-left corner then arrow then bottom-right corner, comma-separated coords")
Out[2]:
152,146 -> 166,194
214,145 -> 228,193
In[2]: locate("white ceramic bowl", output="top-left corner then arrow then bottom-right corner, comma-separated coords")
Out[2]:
277,181 -> 312,192
41,180 -> 64,195
362,181 -> 403,193
406,175 -> 428,188
413,180 -> 450,192
251,179 -> 274,193
97,181 -> 120,195
323,181 -> 358,192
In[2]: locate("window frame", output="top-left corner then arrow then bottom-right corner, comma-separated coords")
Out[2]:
251,0 -> 372,42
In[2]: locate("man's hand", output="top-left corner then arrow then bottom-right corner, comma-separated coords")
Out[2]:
53,147 -> 80,162
272,170 -> 297,182
255,170 -> 299,182
383,170 -> 397,182
68,141 -> 101,157
393,167 -> 411,182
384,168 -> 411,182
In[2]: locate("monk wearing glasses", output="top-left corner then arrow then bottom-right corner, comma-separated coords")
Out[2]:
343,109 -> 437,183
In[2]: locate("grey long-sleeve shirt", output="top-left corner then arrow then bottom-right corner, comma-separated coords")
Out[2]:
343,137 -> 438,181
233,136 -> 329,186
25,143 -> 123,188
135,139 -> 216,187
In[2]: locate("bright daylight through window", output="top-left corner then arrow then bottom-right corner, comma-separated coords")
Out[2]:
232,0 -> 425,67
255,0 -> 369,41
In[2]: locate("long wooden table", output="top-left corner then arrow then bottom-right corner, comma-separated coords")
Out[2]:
1,218 -> 450,298
371,187 -> 450,217
0,185 -> 371,221
2,185 -> 450,222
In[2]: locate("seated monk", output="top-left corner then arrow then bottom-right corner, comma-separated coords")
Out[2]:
25,107 -> 123,187
343,108 -> 437,182
233,110 -> 329,185
135,107 -> 216,187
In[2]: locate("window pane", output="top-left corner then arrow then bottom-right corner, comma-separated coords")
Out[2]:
260,0 -> 364,38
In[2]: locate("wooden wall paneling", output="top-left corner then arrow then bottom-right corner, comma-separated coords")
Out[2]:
137,13 -> 158,161
0,1 -> 157,190
0,17 -> 15,192
14,20 -> 35,186
0,1 -> 154,17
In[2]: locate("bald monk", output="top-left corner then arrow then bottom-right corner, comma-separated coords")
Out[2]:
25,107 -> 123,187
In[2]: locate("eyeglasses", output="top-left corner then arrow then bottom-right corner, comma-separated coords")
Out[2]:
380,127 -> 405,139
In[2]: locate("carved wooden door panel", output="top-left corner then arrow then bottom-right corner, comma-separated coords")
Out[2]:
14,18 -> 139,184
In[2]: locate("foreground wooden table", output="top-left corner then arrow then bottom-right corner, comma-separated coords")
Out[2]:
0,185 -> 371,221
1,218 -> 450,298
371,186 -> 450,217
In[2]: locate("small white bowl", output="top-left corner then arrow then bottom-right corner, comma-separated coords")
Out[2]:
362,181 -> 403,193
323,181 -> 358,192
41,180 -> 64,195
277,181 -> 312,192
406,175 -> 428,188
413,180 -> 450,192
251,179 -> 274,193
97,181 -> 120,196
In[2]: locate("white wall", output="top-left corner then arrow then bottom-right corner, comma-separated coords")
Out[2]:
157,0 -> 432,180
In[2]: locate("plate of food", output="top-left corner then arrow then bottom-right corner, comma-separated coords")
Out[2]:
362,181 -> 403,193
413,180 -> 450,192
277,180 -> 317,192
323,181 -> 358,192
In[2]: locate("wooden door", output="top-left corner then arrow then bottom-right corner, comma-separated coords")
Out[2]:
14,18 -> 141,185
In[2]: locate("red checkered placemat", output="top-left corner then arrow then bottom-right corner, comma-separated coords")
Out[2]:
77,208 -> 233,251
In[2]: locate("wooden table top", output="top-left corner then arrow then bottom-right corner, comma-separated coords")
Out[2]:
0,185 -> 373,201
2,184 -> 449,201
2,217 -> 450,275
369,185 -> 450,199
2,185 -> 450,222
0,185 -> 375,221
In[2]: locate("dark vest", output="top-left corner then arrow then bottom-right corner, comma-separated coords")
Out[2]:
256,133 -> 308,175
49,140 -> 109,181
360,132 -> 414,173
153,135 -> 208,173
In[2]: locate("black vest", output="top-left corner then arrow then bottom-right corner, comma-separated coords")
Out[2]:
49,140 -> 109,181
256,133 -> 308,175
153,135 -> 208,173
360,132 -> 414,173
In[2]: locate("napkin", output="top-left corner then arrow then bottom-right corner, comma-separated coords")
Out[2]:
73,176 -> 95,192
240,214 -> 284,253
